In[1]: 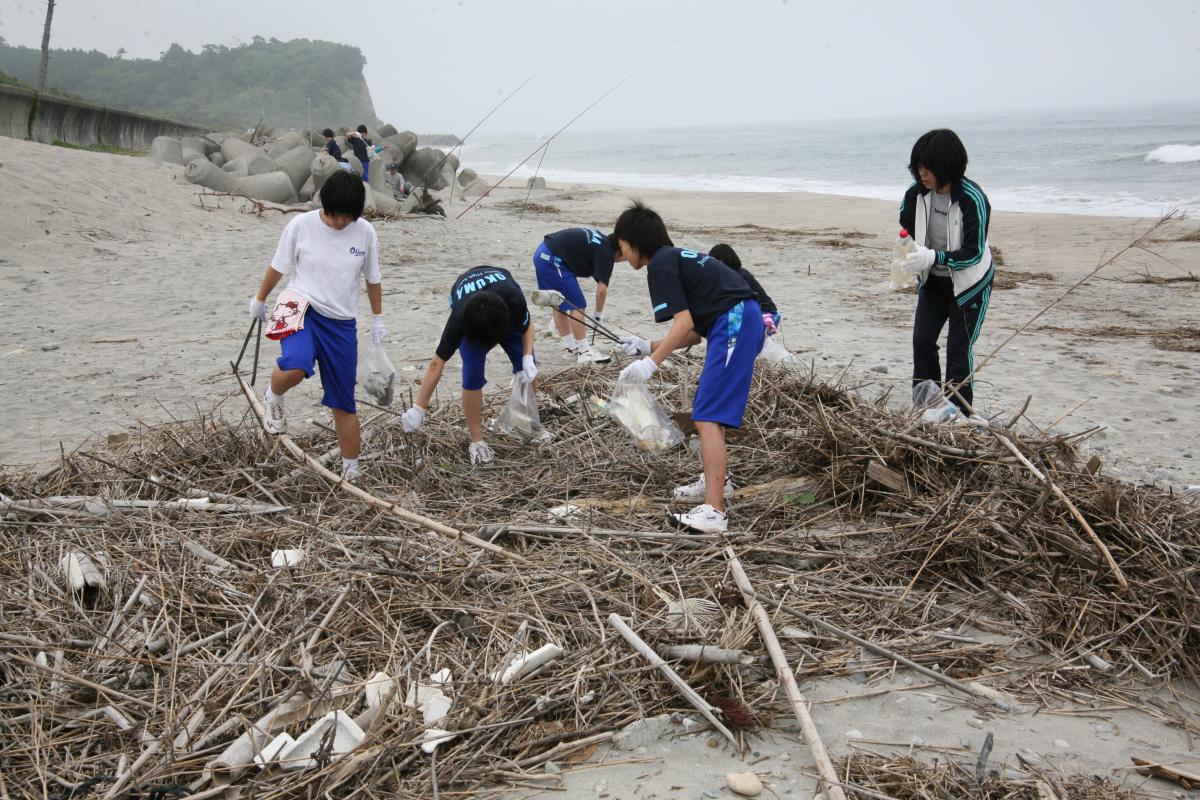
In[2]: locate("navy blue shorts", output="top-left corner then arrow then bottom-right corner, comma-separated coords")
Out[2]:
533,242 -> 586,312
459,328 -> 524,391
277,306 -> 358,413
692,300 -> 764,428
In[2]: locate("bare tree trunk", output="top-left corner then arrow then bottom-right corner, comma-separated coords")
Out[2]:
36,0 -> 56,92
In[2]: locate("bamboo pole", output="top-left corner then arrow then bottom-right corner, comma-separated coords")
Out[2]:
607,613 -> 737,748
725,549 -> 847,800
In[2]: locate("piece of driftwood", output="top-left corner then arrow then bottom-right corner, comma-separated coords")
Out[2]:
726,549 -> 847,800
865,461 -> 908,494
656,644 -> 756,665
607,613 -> 737,748
1131,757 -> 1200,789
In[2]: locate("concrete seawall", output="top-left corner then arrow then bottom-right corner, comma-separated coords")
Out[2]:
0,85 -> 207,149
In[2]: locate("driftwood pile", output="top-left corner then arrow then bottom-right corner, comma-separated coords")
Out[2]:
1,358 -> 1197,798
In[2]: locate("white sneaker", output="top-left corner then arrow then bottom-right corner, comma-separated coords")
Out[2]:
262,390 -> 286,434
669,504 -> 728,533
469,440 -> 495,465
673,474 -> 734,502
576,345 -> 612,365
342,463 -> 362,484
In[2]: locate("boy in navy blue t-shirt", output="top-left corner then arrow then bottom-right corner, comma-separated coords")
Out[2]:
533,227 -> 626,364
613,203 -> 764,533
401,266 -> 537,464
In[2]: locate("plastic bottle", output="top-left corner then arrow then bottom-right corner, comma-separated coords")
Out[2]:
890,228 -> 916,290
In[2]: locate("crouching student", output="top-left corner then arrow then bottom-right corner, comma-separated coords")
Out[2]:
247,170 -> 385,483
613,203 -> 764,533
707,243 -> 780,335
402,266 -> 537,465
533,227 -> 626,364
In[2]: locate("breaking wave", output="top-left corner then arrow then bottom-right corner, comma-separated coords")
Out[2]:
1146,144 -> 1200,164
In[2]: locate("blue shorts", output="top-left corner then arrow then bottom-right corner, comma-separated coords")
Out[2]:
533,242 -> 586,312
277,306 -> 358,413
459,328 -> 525,391
692,300 -> 764,428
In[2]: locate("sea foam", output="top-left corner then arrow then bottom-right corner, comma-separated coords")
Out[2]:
1146,144 -> 1200,164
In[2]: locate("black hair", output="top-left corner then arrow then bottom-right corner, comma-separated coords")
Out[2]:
462,292 -> 510,348
322,128 -> 335,138
612,201 -> 672,259
357,125 -> 369,135
908,128 -> 968,187
320,170 -> 366,219
708,243 -> 741,270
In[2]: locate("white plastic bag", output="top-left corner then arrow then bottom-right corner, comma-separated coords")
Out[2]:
911,379 -> 960,423
495,375 -> 542,443
358,339 -> 397,406
758,336 -> 799,367
596,382 -> 684,452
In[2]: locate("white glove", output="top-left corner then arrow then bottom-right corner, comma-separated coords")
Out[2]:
469,440 -> 494,465
401,405 -> 425,433
618,356 -> 658,384
617,335 -> 651,356
901,245 -> 937,274
521,354 -> 538,381
371,315 -> 387,345
248,296 -> 268,322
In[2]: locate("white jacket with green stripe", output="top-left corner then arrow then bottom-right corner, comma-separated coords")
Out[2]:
899,177 -> 993,307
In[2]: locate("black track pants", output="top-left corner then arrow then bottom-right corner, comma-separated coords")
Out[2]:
911,274 -> 991,413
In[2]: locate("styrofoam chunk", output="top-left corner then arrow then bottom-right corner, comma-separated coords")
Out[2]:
364,671 -> 395,710
422,690 -> 452,726
277,710 -> 364,769
253,732 -> 296,769
420,728 -> 457,754
271,549 -> 305,568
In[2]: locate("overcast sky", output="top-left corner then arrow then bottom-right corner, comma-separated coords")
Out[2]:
2,0 -> 1198,133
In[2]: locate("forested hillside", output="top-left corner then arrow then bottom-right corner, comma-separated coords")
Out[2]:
0,36 -> 380,129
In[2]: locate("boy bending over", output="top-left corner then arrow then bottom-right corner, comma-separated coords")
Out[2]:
402,266 -> 537,464
614,203 -> 764,533
533,227 -> 626,364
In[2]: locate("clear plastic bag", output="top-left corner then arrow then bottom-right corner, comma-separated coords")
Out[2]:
595,382 -> 685,452
911,379 -> 960,424
758,335 -> 799,367
495,375 -> 542,443
357,339 -> 397,406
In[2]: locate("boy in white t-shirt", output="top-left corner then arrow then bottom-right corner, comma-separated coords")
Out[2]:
247,171 -> 386,482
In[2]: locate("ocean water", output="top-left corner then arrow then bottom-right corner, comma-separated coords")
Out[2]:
463,103 -> 1200,218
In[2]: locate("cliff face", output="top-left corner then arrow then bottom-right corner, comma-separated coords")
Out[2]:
0,36 -> 380,130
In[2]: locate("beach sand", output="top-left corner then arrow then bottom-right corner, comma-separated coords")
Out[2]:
2,135 -> 1200,795
2,137 -> 1197,491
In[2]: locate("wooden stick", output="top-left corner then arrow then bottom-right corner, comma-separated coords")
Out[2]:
725,550 -> 847,800
1131,757 -> 1200,789
606,613 -> 737,748
980,423 -> 1128,589
234,368 -> 527,564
